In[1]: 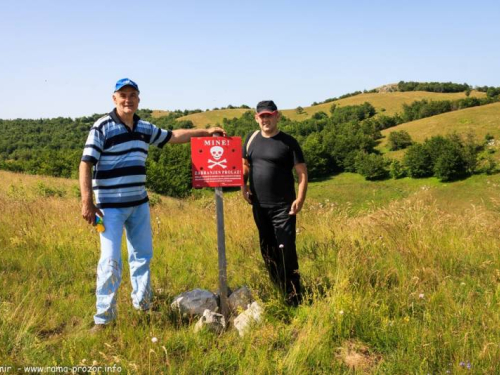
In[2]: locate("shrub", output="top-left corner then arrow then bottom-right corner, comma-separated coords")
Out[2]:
389,159 -> 406,179
388,130 -> 413,151
354,152 -> 389,180
35,182 -> 66,198
433,141 -> 468,181
302,133 -> 331,179
404,144 -> 433,178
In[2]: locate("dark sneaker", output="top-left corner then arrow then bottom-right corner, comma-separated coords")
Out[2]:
285,293 -> 302,307
89,324 -> 109,334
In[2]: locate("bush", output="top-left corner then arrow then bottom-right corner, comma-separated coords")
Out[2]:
389,159 -> 406,179
404,134 -> 482,181
36,182 -> 66,198
388,130 -> 413,151
295,106 -> 305,115
477,154 -> 497,175
312,111 -> 328,120
433,141 -> 468,181
302,133 -> 331,179
146,145 -> 192,198
354,152 -> 389,180
404,144 -> 433,178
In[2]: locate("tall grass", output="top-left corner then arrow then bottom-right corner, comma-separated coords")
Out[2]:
0,171 -> 499,373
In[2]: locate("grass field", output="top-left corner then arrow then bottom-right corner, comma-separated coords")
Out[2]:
164,91 -> 486,128
1,170 -> 499,373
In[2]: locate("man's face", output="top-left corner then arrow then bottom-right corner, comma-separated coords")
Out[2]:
255,112 -> 280,134
113,86 -> 140,115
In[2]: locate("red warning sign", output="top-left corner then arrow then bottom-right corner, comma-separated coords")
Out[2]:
191,137 -> 244,188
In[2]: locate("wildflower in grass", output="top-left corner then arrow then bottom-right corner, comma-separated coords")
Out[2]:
418,293 -> 425,299
404,316 -> 410,322
339,310 -> 344,315
459,361 -> 472,369
151,337 -> 158,343
279,244 -> 284,249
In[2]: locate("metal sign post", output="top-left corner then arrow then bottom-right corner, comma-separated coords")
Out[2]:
215,186 -> 229,318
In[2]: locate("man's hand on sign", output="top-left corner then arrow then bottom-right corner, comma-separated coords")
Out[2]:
241,185 -> 253,204
207,127 -> 227,137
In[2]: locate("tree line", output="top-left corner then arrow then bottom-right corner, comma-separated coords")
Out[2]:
1,89 -> 499,197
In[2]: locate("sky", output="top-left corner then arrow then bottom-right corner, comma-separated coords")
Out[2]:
1,0 -> 499,119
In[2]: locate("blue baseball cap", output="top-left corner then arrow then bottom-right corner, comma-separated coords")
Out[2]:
114,78 -> 139,92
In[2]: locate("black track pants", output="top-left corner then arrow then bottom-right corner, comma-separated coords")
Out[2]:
252,204 -> 301,304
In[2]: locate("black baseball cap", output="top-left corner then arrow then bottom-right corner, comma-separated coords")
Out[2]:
256,100 -> 278,115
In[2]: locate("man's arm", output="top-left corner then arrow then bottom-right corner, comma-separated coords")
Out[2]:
79,161 -> 102,225
168,127 -> 226,144
289,163 -> 308,215
241,157 -> 252,204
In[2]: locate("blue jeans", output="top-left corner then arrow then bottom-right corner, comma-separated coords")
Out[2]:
94,202 -> 153,324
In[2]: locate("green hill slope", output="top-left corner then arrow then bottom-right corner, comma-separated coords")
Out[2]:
379,102 -> 500,155
163,91 -> 485,128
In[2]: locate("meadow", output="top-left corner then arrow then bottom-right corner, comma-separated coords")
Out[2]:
1,170 -> 499,374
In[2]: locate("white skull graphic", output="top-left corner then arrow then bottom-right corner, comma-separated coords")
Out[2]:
210,146 -> 224,160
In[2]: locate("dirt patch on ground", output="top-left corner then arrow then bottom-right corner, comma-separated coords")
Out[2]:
336,340 -> 381,373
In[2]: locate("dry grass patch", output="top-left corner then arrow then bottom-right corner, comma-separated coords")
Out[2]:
336,340 -> 381,373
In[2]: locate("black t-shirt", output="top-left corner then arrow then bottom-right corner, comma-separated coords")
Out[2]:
243,131 -> 305,207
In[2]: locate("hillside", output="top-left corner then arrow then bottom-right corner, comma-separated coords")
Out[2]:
176,108 -> 249,128
378,102 -> 500,156
281,90 -> 485,121
167,90 -> 486,128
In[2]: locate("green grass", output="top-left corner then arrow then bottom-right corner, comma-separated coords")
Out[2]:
1,170 -> 499,373
308,172 -> 500,214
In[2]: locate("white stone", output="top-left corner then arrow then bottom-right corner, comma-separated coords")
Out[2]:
194,309 -> 226,334
233,301 -> 263,337
171,289 -> 218,318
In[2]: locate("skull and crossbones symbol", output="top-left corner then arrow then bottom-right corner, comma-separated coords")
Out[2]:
208,146 -> 227,169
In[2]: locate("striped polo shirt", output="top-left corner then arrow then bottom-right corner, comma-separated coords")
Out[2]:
81,109 -> 172,208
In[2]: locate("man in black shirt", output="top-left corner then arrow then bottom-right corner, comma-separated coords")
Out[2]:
242,100 -> 308,306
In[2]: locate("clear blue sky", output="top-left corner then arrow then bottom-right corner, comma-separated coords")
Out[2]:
1,0 -> 499,119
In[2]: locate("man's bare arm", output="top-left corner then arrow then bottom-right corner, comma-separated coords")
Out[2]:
169,127 -> 226,144
289,163 -> 308,215
241,158 -> 252,204
79,161 -> 102,225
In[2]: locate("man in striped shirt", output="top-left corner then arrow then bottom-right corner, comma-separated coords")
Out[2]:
80,78 -> 225,331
